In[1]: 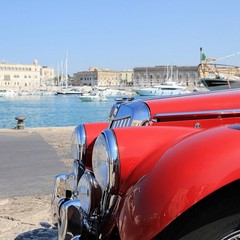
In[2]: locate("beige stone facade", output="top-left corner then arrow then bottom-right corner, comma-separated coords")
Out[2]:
0,60 -> 54,91
72,67 -> 133,87
133,65 -> 198,87
118,70 -> 133,86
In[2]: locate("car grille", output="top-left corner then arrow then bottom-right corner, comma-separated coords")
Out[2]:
110,116 -> 131,128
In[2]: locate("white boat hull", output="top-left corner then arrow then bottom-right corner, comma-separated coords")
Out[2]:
135,88 -> 190,96
79,94 -> 107,102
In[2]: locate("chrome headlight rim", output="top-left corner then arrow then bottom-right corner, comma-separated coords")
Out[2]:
67,160 -> 79,193
71,124 -> 86,161
92,129 -> 120,194
68,160 -> 85,194
77,170 -> 102,214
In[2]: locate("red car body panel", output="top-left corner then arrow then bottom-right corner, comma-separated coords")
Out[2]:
84,122 -> 108,168
152,109 -> 240,128
118,124 -> 240,240
145,90 -> 240,117
113,126 -> 200,195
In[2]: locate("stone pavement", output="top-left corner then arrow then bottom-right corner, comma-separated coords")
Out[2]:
0,128 -> 68,199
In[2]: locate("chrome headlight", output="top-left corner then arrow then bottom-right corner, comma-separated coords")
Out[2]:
68,160 -> 84,194
71,124 -> 86,161
92,129 -> 120,193
77,170 -> 102,214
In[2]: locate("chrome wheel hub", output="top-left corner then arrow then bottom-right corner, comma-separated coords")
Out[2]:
222,230 -> 240,240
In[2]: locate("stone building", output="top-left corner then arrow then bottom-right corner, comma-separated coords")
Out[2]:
72,67 -> 133,87
118,70 -> 134,86
0,59 -> 54,91
133,65 -> 198,87
40,65 -> 55,86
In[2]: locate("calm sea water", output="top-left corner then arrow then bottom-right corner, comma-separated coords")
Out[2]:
0,95 -> 122,129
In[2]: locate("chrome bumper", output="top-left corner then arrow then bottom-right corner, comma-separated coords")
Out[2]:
58,199 -> 82,240
51,173 -> 84,240
51,161 -> 83,223
51,174 -> 69,226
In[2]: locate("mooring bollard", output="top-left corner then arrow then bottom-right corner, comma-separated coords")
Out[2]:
15,116 -> 26,130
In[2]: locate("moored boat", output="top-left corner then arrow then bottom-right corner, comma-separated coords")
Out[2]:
55,87 -> 83,95
79,92 -> 107,102
135,81 -> 190,96
0,89 -> 17,97
200,77 -> 240,91
198,48 -> 240,91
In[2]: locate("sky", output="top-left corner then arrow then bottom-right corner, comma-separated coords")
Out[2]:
1,0 -> 240,75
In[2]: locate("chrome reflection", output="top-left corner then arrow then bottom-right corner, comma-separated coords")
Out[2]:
222,230 -> 240,240
58,199 -> 82,240
51,174 -> 68,226
102,129 -> 120,194
109,100 -> 150,128
71,124 -> 86,161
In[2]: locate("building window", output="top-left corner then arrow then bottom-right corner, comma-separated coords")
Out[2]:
4,75 -> 10,81
191,73 -> 196,79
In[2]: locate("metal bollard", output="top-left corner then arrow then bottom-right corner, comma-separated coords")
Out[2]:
15,116 -> 26,130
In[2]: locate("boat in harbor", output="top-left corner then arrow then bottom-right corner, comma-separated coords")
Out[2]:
0,89 -> 17,97
198,49 -> 240,91
198,62 -> 240,91
135,65 -> 190,96
94,87 -> 135,97
134,81 -> 190,96
55,87 -> 83,95
79,91 -> 108,102
200,76 -> 240,91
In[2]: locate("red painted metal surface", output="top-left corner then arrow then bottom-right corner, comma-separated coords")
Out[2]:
83,90 -> 240,239
145,89 -> 240,117
117,124 -> 240,240
152,109 -> 240,128
84,122 -> 108,168
113,126 -> 201,195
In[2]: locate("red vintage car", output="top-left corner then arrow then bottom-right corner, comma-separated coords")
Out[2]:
51,89 -> 240,240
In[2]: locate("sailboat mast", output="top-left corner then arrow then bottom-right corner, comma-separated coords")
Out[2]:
166,65 -> 169,81
170,65 -> 173,81
57,63 -> 60,87
61,60 -> 64,89
65,51 -> 68,88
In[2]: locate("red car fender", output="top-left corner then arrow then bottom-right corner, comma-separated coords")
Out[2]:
145,89 -> 240,117
113,126 -> 200,195
118,124 -> 240,240
84,122 -> 108,168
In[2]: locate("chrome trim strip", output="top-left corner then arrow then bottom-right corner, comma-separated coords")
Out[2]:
103,129 -> 120,195
74,124 -> 86,161
154,109 -> 240,122
79,125 -> 86,160
221,230 -> 240,240
71,236 -> 81,240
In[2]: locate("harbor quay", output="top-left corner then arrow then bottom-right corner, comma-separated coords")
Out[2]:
0,126 -> 74,239
0,126 -> 74,199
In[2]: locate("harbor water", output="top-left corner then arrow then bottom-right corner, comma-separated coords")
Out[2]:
0,95 -> 121,129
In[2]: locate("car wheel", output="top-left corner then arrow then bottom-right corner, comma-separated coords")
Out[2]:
155,184 -> 240,240
179,213 -> 240,240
